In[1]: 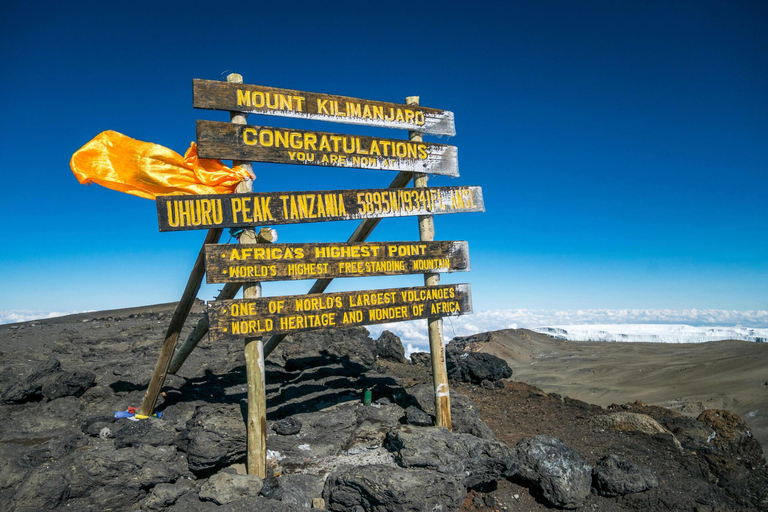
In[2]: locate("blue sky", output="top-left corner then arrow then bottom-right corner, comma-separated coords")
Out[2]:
0,0 -> 766,320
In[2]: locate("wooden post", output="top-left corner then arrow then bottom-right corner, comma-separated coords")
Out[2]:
408,95 -> 452,430
138,226 -> 222,416
238,187 -> 268,479
226,73 -> 268,478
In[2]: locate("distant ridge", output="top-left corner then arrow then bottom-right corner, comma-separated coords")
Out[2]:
0,300 -> 206,327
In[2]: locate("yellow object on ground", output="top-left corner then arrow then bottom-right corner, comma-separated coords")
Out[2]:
70,130 -> 253,200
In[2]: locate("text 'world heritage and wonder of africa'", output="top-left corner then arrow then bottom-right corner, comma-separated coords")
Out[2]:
208,284 -> 472,339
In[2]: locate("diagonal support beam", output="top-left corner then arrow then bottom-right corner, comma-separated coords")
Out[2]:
139,227 -> 222,416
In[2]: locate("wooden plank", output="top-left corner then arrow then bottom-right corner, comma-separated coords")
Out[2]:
208,284 -> 472,340
156,185 -> 483,231
408,95 -> 451,430
205,240 -> 470,283
193,79 -> 456,136
196,120 -> 458,176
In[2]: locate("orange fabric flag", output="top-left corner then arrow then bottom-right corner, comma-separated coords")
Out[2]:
70,130 -> 254,200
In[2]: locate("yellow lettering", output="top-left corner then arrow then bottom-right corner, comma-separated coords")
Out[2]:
237,89 -> 250,107
243,127 -> 258,145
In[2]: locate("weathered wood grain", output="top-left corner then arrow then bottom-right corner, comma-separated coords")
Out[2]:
196,120 -> 458,176
208,283 -> 472,340
204,240 -> 470,283
408,95 -> 452,430
193,79 -> 456,136
156,185 -> 484,231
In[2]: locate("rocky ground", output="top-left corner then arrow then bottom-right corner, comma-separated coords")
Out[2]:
0,303 -> 766,511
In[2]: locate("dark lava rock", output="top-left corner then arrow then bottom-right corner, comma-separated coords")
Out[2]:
184,404 -> 246,474
261,475 -> 312,508
273,326 -> 377,371
280,473 -> 326,503
404,383 -> 496,439
323,463 -> 465,512
593,454 -> 658,497
199,472 -> 263,505
139,479 -> 196,510
113,416 -> 178,449
481,379 -> 505,390
658,414 -> 717,452
0,358 -> 60,404
81,414 -> 117,437
515,435 -> 592,509
446,351 -> 512,384
375,330 -> 407,363
12,444 -> 189,511
448,332 -> 493,353
698,409 -> 766,467
41,369 -> 96,399
272,417 -> 302,436
259,476 -> 283,500
410,352 -> 430,366
346,402 -> 404,453
217,496 -> 314,512
695,409 -> 768,509
387,426 -> 518,490
405,405 -> 433,426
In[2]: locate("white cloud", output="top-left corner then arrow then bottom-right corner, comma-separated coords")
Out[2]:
0,310 -> 82,325
367,308 -> 768,353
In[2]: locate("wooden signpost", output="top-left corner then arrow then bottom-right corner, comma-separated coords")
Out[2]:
209,284 -> 472,339
156,185 -> 484,231
205,241 -> 470,283
196,120 -> 458,175
193,79 -> 456,136
139,74 -> 484,479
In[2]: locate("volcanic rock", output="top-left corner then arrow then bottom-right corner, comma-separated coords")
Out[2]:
375,330 -> 407,363
0,358 -> 61,404
404,383 -> 496,439
199,472 -> 263,505
410,352 -> 430,366
405,405 -> 433,426
446,351 -> 512,384
387,425 -> 518,489
271,326 -> 377,371
323,463 -> 466,512
272,417 -> 302,436
515,435 -> 592,509
593,454 -> 658,497
184,403 -> 247,474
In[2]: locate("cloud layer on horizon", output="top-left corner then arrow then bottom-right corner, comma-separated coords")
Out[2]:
0,310 -> 82,325
366,308 -> 768,355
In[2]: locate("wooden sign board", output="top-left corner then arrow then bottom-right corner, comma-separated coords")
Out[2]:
205,241 -> 470,283
156,186 -> 484,232
196,120 -> 458,176
193,79 -> 456,136
208,283 -> 472,339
